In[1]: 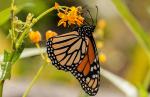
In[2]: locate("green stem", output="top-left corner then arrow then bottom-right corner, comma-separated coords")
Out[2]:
112,0 -> 150,92
15,6 -> 67,49
15,7 -> 55,49
143,67 -> 150,89
0,0 -> 16,97
11,0 -> 16,43
0,81 -> 4,97
22,63 -> 47,97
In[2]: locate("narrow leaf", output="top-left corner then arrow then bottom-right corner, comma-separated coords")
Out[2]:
12,43 -> 24,63
0,51 -> 12,80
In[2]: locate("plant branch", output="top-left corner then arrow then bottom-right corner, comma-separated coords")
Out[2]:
11,0 -> 15,37
15,6 -> 67,49
0,80 -> 4,97
15,7 -> 55,49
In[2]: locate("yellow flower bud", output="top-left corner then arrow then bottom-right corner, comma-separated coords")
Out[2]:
96,41 -> 104,49
46,30 -> 58,40
97,19 -> 107,30
99,53 -> 107,64
29,31 -> 41,43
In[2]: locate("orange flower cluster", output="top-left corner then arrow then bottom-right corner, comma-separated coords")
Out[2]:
54,3 -> 84,27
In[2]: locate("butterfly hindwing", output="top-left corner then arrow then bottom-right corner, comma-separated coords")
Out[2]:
71,36 -> 100,96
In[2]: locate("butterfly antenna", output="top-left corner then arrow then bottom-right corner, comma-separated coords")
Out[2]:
81,8 -> 90,25
96,6 -> 98,24
84,19 -> 90,25
87,9 -> 94,25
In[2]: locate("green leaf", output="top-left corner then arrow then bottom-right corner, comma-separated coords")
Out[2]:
0,62 -> 12,80
3,50 -> 10,62
12,43 -> 24,63
0,7 -> 10,26
0,44 -> 24,80
0,3 -> 33,26
0,51 -> 12,80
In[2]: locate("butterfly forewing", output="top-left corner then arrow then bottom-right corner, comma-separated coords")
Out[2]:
46,31 -> 88,71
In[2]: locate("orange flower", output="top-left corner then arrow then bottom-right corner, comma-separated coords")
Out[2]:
46,30 -> 58,40
56,5 -> 84,27
54,2 -> 60,10
76,16 -> 84,26
29,31 -> 41,43
57,12 -> 68,27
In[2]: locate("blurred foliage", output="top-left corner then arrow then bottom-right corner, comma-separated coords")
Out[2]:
0,0 -> 150,96
126,45 -> 149,86
112,0 -> 150,96
0,32 -> 10,53
126,0 -> 150,31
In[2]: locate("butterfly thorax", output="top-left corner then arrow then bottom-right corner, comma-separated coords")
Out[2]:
73,25 -> 95,38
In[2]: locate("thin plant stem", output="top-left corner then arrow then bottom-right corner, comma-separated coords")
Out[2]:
16,6 -> 67,49
11,0 -> 15,41
0,0 -> 15,97
16,5 -> 66,97
0,80 -> 4,97
0,3 -> 67,97
22,43 -> 48,97
22,63 -> 47,97
16,7 -> 55,49
35,43 -> 45,60
143,67 -> 150,89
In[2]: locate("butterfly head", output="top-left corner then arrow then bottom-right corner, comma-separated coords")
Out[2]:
73,25 -> 95,37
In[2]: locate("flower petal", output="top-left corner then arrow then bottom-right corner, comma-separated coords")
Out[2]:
54,2 -> 60,10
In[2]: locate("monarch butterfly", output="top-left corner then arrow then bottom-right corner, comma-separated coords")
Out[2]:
46,7 -> 100,96
46,24 -> 100,96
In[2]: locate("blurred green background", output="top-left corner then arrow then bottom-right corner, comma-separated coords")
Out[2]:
0,0 -> 150,97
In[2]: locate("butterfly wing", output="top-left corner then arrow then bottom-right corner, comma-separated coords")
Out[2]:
46,31 -> 89,71
46,31 -> 100,96
71,36 -> 100,96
